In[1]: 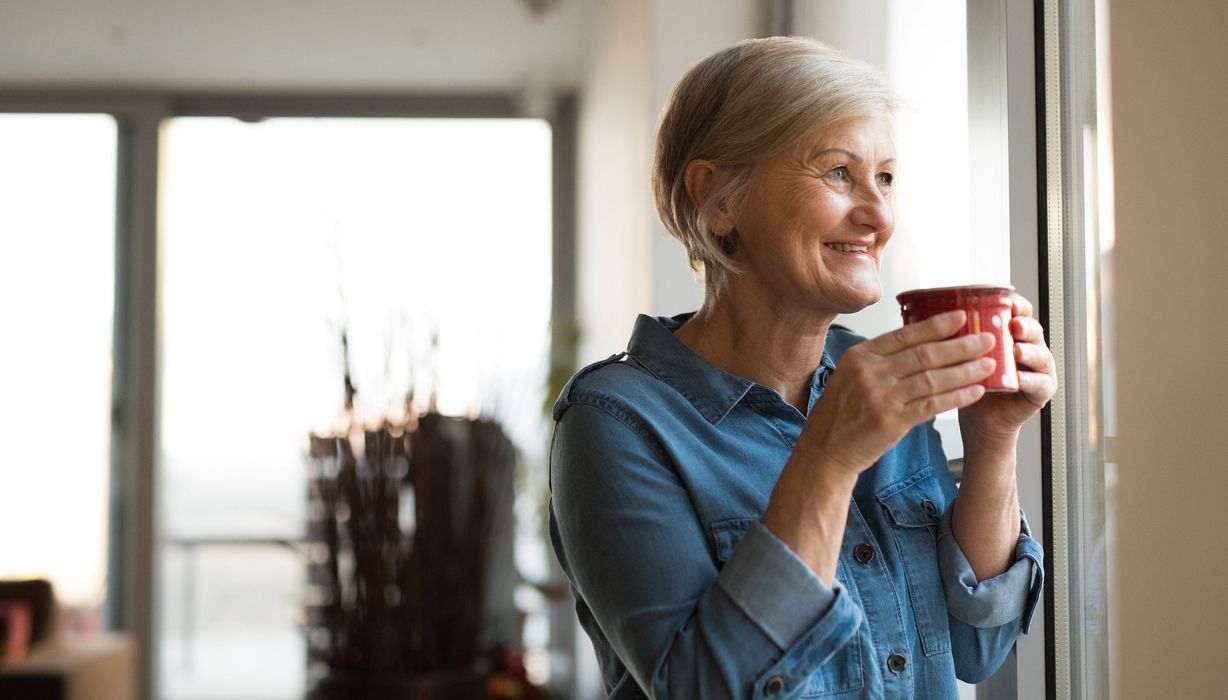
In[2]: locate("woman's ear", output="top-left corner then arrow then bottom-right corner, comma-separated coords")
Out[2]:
683,159 -> 735,234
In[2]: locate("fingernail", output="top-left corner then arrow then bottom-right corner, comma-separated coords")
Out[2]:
980,357 -> 996,370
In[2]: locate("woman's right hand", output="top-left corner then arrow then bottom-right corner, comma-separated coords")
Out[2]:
763,310 -> 996,584
800,310 -> 997,478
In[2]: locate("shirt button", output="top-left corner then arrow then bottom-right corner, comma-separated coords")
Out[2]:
853,543 -> 875,564
765,676 -> 785,695
921,499 -> 938,517
888,652 -> 908,674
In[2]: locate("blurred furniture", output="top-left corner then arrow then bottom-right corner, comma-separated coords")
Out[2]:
0,579 -> 56,650
0,634 -> 134,700
1,600 -> 34,660
0,579 -> 135,700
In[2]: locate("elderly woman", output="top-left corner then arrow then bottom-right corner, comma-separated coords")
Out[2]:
549,37 -> 1055,699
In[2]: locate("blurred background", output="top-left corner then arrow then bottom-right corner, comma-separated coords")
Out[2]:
1,0 -> 1224,699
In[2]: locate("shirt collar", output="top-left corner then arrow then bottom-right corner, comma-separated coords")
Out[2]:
626,312 -> 839,425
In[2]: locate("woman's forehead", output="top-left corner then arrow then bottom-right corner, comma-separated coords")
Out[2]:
795,117 -> 896,162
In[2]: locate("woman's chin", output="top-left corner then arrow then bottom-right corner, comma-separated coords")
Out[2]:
823,281 -> 882,315
763,271 -> 882,315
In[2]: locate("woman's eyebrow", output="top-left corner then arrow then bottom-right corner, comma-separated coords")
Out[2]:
807,147 -> 895,166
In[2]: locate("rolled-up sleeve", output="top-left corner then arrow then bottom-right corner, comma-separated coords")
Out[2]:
720,522 -> 858,651
936,508 -> 1044,631
938,507 -> 1044,683
923,421 -> 1044,684
551,399 -> 862,699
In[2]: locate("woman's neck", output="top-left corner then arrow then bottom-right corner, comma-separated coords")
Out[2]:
675,283 -> 836,413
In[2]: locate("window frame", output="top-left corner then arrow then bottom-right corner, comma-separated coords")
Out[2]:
1039,0 -> 1112,697
969,0 -> 1110,697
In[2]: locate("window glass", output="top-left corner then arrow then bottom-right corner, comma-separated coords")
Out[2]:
0,113 -> 116,627
1062,0 -> 1114,693
159,117 -> 552,698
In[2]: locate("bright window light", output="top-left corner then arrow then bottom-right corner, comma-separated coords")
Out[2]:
158,116 -> 552,699
0,113 -> 117,610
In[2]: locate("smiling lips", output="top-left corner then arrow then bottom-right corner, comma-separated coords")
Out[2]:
824,242 -> 871,254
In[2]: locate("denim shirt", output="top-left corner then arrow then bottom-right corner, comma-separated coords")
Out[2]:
548,313 -> 1043,699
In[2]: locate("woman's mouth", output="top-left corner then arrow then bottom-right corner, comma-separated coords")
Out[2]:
824,242 -> 871,254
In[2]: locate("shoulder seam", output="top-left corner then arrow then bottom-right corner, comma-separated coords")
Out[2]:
565,390 -> 671,464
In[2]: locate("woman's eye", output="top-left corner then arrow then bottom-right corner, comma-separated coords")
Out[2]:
877,172 -> 895,187
826,166 -> 848,182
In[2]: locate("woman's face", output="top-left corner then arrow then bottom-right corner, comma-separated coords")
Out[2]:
729,116 -> 896,316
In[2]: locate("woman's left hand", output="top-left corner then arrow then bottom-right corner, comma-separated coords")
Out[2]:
958,294 -> 1058,443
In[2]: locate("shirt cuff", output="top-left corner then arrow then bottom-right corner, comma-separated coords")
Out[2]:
937,507 -> 1045,632
716,521 -> 852,650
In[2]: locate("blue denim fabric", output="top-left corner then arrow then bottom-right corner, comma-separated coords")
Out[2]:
549,313 -> 1044,699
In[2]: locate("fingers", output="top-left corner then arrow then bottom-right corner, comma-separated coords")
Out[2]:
1017,371 -> 1058,407
905,382 -> 986,421
898,356 -> 996,401
1012,293 -> 1034,318
1014,341 -> 1055,375
1006,303 -> 1055,378
896,332 -> 995,377
867,310 -> 967,355
1010,315 -> 1045,344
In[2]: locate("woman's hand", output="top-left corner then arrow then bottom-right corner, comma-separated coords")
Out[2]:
957,294 -> 1058,444
950,294 -> 1053,580
765,310 -> 993,583
799,310 -> 997,478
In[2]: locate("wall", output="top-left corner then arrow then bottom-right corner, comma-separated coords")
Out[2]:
646,0 -> 765,318
574,0 -> 763,364
574,0 -> 654,367
1111,1 -> 1228,696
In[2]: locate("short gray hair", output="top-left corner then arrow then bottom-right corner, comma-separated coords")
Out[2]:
651,36 -> 897,300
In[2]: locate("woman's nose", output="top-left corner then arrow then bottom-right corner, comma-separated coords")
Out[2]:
851,187 -> 894,234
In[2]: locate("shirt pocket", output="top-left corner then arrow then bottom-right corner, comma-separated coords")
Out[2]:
709,518 -> 865,697
875,467 -> 951,656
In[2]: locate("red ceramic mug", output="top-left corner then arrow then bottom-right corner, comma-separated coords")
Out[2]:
896,284 -> 1019,393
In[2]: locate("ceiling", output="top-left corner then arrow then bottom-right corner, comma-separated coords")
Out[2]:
0,0 -> 595,93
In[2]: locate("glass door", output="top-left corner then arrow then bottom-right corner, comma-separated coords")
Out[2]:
157,116 -> 553,698
0,113 -> 117,629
